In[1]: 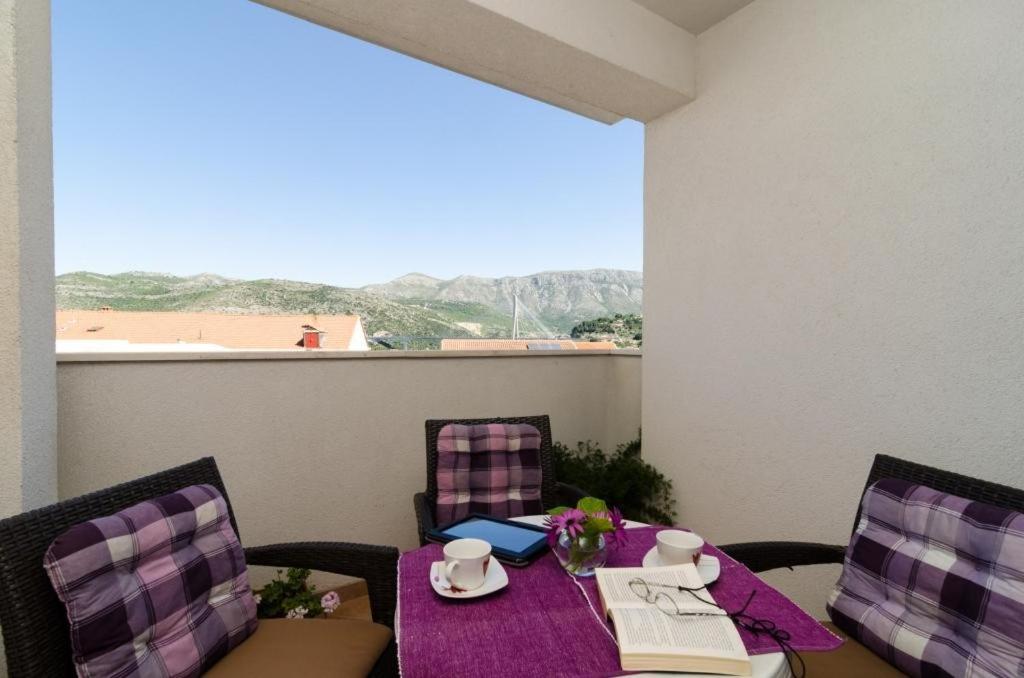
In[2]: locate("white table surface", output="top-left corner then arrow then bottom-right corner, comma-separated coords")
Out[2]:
510,515 -> 790,678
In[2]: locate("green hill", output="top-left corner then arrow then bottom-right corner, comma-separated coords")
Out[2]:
55,272 -> 534,344
56,270 -> 644,345
364,268 -> 643,334
570,313 -> 643,348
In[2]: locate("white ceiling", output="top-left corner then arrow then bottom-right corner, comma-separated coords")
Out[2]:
633,0 -> 756,34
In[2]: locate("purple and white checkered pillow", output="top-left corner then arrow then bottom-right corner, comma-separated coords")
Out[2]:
44,484 -> 258,678
827,479 -> 1024,677
435,423 -> 544,524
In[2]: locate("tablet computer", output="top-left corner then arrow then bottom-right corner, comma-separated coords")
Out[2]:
426,514 -> 550,566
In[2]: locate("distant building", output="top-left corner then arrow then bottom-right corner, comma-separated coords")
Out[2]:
55,310 -> 369,352
439,339 -> 617,351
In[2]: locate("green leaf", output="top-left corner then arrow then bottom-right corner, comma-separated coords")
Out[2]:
551,431 -> 677,525
585,517 -> 613,535
546,506 -> 571,516
255,566 -> 324,619
577,497 -> 608,515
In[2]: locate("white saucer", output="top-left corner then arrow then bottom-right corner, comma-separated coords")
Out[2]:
641,548 -> 721,585
430,558 -> 509,599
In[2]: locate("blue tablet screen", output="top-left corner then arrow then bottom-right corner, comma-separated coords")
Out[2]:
442,518 -> 547,554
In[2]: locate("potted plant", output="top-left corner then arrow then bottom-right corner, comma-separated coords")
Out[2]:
545,497 -> 627,577
551,432 -> 677,526
253,567 -> 342,619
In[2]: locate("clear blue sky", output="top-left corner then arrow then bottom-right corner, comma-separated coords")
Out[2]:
53,0 -> 643,288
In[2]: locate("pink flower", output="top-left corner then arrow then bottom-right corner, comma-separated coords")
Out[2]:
607,507 -> 628,545
321,591 -> 341,615
545,508 -> 588,546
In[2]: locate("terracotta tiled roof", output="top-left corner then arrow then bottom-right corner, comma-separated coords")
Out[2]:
570,341 -> 618,350
55,310 -> 367,350
439,339 -> 617,351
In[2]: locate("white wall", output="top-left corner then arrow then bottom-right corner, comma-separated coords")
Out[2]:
254,0 -> 695,123
58,353 -> 640,552
606,349 -> 642,445
1,2 -> 55,671
0,0 -> 57,520
348,319 -> 370,351
643,0 -> 1024,615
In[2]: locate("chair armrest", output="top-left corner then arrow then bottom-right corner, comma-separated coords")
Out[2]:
718,541 -> 846,573
245,541 -> 399,628
555,481 -> 589,506
413,492 -> 436,546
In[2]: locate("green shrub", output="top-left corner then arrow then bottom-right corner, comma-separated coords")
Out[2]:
552,432 -> 676,525
255,568 -> 324,619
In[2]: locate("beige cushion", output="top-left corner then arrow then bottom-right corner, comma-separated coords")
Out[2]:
204,618 -> 392,678
800,623 -> 906,677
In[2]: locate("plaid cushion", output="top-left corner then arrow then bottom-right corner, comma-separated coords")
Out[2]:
827,479 -> 1024,678
44,484 -> 258,678
435,423 -> 544,524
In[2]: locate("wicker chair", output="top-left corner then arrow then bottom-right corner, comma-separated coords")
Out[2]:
719,453 -> 1024,676
413,415 -> 587,545
0,457 -> 399,678
719,453 -> 1024,571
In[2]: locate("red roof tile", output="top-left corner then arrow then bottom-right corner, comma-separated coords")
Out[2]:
56,310 -> 366,350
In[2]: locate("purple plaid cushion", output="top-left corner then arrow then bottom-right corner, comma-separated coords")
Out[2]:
44,484 -> 258,678
435,423 -> 544,524
827,479 -> 1024,677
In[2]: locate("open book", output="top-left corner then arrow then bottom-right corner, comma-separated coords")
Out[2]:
595,564 -> 751,676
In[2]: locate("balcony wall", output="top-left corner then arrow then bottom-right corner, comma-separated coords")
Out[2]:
57,351 -> 640,551
643,0 -> 1024,615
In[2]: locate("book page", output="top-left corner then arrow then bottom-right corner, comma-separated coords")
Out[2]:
610,607 -> 747,657
595,564 -> 715,612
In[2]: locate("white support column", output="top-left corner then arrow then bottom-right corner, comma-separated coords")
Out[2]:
0,0 -> 57,519
253,0 -> 696,124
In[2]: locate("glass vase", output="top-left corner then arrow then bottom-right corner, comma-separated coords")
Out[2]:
554,531 -> 608,577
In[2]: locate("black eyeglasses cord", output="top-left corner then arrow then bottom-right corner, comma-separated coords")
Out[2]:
640,581 -> 807,678
726,590 -> 806,678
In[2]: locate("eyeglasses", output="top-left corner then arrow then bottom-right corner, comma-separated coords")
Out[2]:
628,577 -> 806,678
627,577 -> 724,616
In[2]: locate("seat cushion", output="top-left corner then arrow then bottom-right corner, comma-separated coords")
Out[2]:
44,484 -> 257,677
203,618 -> 392,678
827,479 -> 1024,677
435,423 -> 544,523
801,623 -> 906,677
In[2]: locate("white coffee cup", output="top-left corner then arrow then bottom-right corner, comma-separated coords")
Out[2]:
443,538 -> 492,591
656,530 -> 704,566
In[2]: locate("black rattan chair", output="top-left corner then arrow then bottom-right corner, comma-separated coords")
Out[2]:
719,454 -> 1024,677
413,415 -> 587,545
0,457 -> 399,678
719,453 -> 1024,572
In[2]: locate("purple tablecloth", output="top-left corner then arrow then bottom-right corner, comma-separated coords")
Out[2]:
398,527 -> 842,677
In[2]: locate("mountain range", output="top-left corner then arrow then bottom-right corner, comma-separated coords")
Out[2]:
56,269 -> 643,342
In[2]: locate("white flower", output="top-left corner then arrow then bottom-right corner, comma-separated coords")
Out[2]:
252,594 -> 262,605
285,606 -> 309,619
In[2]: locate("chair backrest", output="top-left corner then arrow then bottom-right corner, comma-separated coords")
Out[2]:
424,415 -> 558,513
0,457 -> 235,678
853,453 -> 1024,533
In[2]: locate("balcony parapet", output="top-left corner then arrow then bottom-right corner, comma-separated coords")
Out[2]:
56,348 -> 641,364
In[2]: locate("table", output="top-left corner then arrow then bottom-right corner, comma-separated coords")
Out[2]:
509,516 -> 790,678
397,516 -> 836,677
